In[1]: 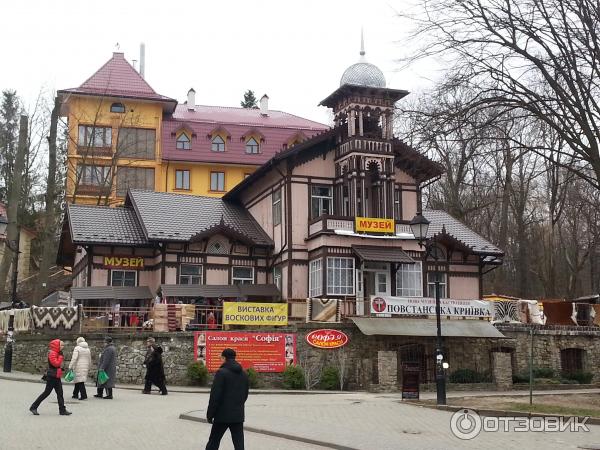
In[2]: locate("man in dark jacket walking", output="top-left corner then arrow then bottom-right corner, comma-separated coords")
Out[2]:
142,337 -> 168,395
205,348 -> 249,450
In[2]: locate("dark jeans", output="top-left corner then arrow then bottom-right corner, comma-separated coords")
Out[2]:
144,378 -> 168,394
72,382 -> 87,399
205,423 -> 244,450
31,377 -> 66,412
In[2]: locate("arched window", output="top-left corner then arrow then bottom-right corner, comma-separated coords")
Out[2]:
176,133 -> 191,150
245,137 -> 260,154
110,102 -> 125,113
211,135 -> 225,152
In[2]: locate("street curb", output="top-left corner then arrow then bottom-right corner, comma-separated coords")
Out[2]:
403,401 -> 600,425
179,412 -> 360,450
0,374 -> 347,395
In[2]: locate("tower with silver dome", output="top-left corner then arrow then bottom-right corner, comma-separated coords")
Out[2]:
319,31 -> 409,219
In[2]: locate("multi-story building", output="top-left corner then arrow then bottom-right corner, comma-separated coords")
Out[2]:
58,52 -> 327,205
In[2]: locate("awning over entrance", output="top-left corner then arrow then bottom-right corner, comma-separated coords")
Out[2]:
351,317 -> 505,338
160,284 -> 281,300
71,286 -> 153,301
352,245 -> 415,264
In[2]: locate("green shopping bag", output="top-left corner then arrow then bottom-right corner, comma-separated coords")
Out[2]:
64,370 -> 75,382
98,370 -> 109,385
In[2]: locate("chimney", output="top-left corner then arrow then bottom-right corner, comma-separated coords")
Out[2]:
140,42 -> 146,78
187,88 -> 196,110
132,59 -> 138,71
260,94 -> 269,116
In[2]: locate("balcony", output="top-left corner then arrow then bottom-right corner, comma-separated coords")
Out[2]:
308,215 -> 412,238
335,137 -> 393,160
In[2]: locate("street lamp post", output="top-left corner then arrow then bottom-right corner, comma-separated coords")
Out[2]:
410,212 -> 447,406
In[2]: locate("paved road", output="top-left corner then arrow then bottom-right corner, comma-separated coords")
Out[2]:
3,377 -> 600,450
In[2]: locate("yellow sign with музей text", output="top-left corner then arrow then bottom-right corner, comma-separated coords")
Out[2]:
355,217 -> 395,233
223,302 -> 288,326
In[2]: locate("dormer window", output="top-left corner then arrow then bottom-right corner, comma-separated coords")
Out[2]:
110,102 -> 125,113
245,137 -> 260,154
211,135 -> 225,152
176,133 -> 191,150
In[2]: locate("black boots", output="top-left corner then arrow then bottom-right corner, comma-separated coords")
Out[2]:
94,388 -> 104,398
29,406 -> 39,416
103,388 -> 113,399
59,409 -> 72,416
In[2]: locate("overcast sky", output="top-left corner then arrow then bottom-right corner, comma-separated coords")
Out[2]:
1,0 -> 436,124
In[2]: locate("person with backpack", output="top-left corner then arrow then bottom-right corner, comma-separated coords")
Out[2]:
205,348 -> 249,450
29,339 -> 72,416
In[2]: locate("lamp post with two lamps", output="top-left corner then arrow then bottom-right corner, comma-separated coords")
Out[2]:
409,212 -> 447,405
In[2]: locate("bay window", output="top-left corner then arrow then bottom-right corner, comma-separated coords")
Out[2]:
396,262 -> 422,297
326,257 -> 354,295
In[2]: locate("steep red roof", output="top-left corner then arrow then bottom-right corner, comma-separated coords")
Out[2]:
59,52 -> 176,109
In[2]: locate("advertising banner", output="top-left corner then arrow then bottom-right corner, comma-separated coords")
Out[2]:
193,331 -> 296,372
102,256 -> 144,269
355,217 -> 395,233
306,329 -> 349,349
370,295 -> 492,318
222,302 -> 288,326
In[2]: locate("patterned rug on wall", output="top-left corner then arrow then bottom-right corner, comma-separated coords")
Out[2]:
31,306 -> 79,330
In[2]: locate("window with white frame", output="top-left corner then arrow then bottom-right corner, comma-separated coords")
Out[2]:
78,125 -> 112,148
210,172 -> 225,191
180,264 -> 202,284
309,259 -> 323,297
176,133 -> 191,150
111,270 -> 136,286
311,185 -> 333,218
394,187 -> 402,220
175,169 -> 190,190
232,266 -> 254,284
272,188 -> 282,226
77,165 -> 110,186
273,267 -> 282,290
211,135 -> 225,152
245,137 -> 260,154
396,262 -> 422,297
326,257 -> 354,295
427,271 -> 447,298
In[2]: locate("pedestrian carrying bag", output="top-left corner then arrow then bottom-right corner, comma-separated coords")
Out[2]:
98,370 -> 109,385
64,370 -> 75,382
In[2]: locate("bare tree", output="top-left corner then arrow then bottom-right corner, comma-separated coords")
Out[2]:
297,348 -> 322,390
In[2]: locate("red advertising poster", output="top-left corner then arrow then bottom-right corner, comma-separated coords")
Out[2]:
194,331 -> 296,373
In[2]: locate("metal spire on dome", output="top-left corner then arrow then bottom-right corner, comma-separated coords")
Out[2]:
359,28 -> 366,62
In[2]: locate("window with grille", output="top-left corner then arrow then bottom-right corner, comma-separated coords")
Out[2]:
396,262 -> 422,297
245,137 -> 260,154
111,270 -> 136,286
180,264 -> 202,284
210,172 -> 225,191
561,348 -> 584,374
427,271 -> 447,298
175,170 -> 190,190
176,132 -> 191,150
272,188 -> 282,226
117,128 -> 156,159
207,240 -> 228,254
232,266 -> 254,285
309,259 -> 322,297
326,257 -> 354,295
211,135 -> 225,152
116,167 -> 155,196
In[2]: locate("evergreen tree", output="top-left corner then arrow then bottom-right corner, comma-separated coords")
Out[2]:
0,90 -> 21,203
240,90 -> 258,109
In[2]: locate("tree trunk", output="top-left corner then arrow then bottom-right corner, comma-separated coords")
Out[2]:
34,99 -> 59,304
0,115 -> 28,300
494,147 -> 513,293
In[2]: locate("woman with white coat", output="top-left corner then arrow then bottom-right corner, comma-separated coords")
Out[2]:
69,337 -> 92,400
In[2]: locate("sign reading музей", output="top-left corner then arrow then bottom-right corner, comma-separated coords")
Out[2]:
370,296 -> 493,318
194,332 -> 296,373
355,217 -> 395,233
102,256 -> 145,269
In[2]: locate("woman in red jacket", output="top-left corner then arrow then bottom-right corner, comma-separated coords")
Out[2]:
29,339 -> 72,416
